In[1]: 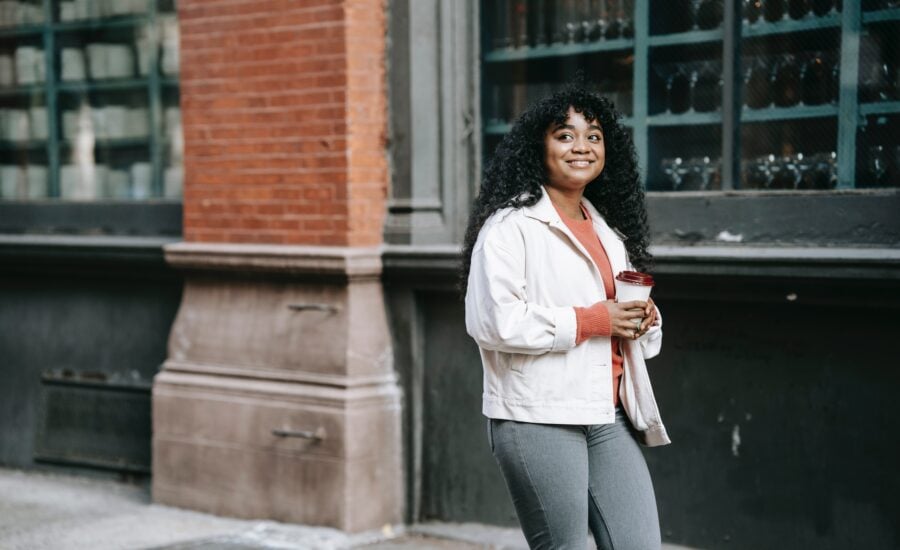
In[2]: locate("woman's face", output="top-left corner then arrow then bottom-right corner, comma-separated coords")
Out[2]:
543,107 -> 605,193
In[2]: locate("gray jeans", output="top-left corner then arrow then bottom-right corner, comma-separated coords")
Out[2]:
488,409 -> 661,550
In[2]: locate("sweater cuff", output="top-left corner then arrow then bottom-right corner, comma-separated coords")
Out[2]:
574,302 -> 612,345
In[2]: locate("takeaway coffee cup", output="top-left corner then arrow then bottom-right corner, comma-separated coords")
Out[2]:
614,270 -> 655,304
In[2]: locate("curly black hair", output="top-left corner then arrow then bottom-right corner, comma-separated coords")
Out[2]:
460,84 -> 653,295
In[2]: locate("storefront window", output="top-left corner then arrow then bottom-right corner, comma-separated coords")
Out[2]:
0,0 -> 181,201
482,0 -> 900,191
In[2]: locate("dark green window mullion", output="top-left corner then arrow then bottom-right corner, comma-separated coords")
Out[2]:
836,0 -> 861,189
720,0 -> 741,190
148,1 -> 164,198
42,0 -> 60,198
633,0 -> 649,186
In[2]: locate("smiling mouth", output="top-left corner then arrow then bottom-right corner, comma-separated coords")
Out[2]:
566,160 -> 594,168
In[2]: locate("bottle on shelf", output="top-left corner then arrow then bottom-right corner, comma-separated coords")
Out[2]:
604,0 -> 622,39
661,157 -> 686,191
863,144 -> 889,187
768,155 -> 802,188
667,66 -> 694,114
585,0 -> 607,41
744,57 -> 773,109
665,0 -> 694,33
788,0 -> 810,19
801,52 -> 835,105
693,63 -> 722,112
810,0 -> 835,16
742,156 -> 773,188
764,0 -> 786,22
797,151 -> 837,189
680,156 -> 718,190
772,54 -> 802,107
860,61 -> 895,103
890,145 -> 900,188
492,0 -> 513,50
621,0 -> 635,38
512,0 -> 529,48
696,0 -> 724,30
744,0 -> 763,23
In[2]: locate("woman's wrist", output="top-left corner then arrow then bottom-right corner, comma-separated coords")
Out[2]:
574,302 -> 612,344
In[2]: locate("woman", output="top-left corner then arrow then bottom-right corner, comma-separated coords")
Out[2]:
462,85 -> 670,549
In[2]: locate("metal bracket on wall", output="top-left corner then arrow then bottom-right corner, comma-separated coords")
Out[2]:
271,427 -> 327,441
286,303 -> 340,313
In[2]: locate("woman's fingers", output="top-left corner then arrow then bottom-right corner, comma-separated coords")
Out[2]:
620,300 -> 648,312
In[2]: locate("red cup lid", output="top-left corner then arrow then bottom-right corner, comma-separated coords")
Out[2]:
615,270 -> 655,286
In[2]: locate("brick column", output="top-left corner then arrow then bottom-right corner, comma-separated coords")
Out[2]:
151,0 -> 401,532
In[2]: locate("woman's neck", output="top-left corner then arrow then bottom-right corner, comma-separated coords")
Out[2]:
546,186 -> 585,220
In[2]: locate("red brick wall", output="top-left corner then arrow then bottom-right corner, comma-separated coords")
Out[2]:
178,0 -> 387,246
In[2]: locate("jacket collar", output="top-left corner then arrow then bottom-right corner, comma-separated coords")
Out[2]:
522,187 -> 627,242
522,187 -> 631,277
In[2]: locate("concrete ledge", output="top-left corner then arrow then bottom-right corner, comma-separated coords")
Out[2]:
382,243 -> 900,281
164,242 -> 384,280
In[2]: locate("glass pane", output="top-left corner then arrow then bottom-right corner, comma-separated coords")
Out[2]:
0,0 -> 181,202
482,1 -> 636,158
646,0 -> 723,191
0,2 -> 48,201
738,2 -> 842,190
857,9 -> 900,188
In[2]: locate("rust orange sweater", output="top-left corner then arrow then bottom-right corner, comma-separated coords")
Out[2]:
553,202 -> 624,407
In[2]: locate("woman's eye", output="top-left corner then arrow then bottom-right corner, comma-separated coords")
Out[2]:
589,135 -> 602,142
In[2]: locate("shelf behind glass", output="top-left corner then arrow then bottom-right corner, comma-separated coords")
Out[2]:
647,111 -> 722,126
648,29 -> 723,47
743,13 -> 841,38
0,140 -> 47,150
53,15 -> 151,33
859,101 -> 900,116
0,24 -> 44,38
0,84 -> 47,98
741,104 -> 838,122
484,39 -> 635,63
57,79 -> 149,93
862,8 -> 900,24
60,137 -> 151,148
485,116 -> 634,135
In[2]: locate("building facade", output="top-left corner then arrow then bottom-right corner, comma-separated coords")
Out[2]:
1,1 -> 899,548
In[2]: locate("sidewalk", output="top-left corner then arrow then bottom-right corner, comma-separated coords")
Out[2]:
0,467 -> 694,549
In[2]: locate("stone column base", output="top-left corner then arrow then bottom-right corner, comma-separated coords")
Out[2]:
152,244 -> 403,532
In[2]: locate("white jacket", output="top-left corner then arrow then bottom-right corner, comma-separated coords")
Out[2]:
465,189 -> 670,446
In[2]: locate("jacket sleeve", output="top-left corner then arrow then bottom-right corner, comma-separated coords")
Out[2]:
638,305 -> 663,359
465,231 -> 577,355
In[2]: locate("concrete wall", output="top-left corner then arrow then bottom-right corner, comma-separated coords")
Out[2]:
0,244 -> 181,474
385,266 -> 900,549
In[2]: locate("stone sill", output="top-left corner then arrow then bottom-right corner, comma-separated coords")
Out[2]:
383,244 -> 900,281
2,237 -> 898,281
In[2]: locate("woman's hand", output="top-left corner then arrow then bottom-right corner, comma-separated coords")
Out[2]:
638,297 -> 659,337
602,299 -> 649,340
